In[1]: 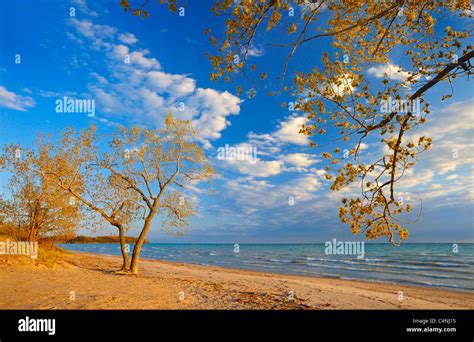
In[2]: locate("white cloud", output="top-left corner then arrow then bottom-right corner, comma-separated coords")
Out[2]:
274,116 -> 309,145
226,159 -> 284,178
108,44 -> 160,69
367,63 -> 413,82
246,44 -> 264,57
398,169 -> 435,188
318,74 -> 355,99
218,115 -> 314,177
219,171 -> 326,224
299,0 -> 328,13
139,88 -> 165,110
68,18 -> 242,148
111,44 -> 130,59
118,33 -> 138,45
69,18 -> 115,40
0,86 -> 35,111
380,100 -> 474,206
280,153 -> 319,168
130,50 -> 160,69
406,100 -> 474,176
247,132 -> 281,155
147,71 -> 196,97
188,88 -> 242,147
90,72 -> 107,85
71,0 -> 99,17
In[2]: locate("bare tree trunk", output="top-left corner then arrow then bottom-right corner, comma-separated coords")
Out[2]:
129,215 -> 154,275
117,225 -> 130,272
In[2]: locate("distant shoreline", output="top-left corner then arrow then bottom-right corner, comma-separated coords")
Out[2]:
61,241 -> 474,245
64,235 -> 149,244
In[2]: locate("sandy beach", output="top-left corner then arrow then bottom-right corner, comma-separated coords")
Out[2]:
0,247 -> 473,310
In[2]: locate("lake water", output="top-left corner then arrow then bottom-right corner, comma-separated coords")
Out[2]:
59,243 -> 474,291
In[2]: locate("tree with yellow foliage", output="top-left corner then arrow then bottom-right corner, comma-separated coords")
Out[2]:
0,140 -> 80,242
96,113 -> 214,275
2,113 -> 213,274
120,0 -> 473,244
1,129 -> 140,271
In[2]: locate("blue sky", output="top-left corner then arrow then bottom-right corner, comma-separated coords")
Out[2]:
0,0 -> 473,243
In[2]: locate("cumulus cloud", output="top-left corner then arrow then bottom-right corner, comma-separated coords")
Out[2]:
0,86 -> 35,111
398,169 -> 435,188
246,115 -> 310,154
367,63 -> 414,82
280,153 -> 319,168
147,71 -> 196,97
226,159 -> 284,178
68,18 -> 242,148
217,170 -> 327,228
380,100 -> 474,208
189,88 -> 242,147
406,100 -> 474,176
118,32 -> 138,45
69,18 -> 116,40
216,115 -> 314,178
129,50 -> 160,69
273,116 -> 309,145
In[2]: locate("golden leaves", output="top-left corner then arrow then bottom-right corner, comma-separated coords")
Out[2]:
288,23 -> 298,34
122,0 -> 473,245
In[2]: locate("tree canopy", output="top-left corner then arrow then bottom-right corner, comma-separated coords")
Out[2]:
120,0 -> 473,243
1,113 -> 214,274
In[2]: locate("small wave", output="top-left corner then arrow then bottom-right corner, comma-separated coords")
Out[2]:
247,263 -> 286,269
340,276 -> 396,286
366,262 -> 474,275
268,258 -> 292,263
412,272 -> 474,281
411,281 -> 464,290
301,270 -> 341,279
306,263 -> 374,273
379,258 -> 470,268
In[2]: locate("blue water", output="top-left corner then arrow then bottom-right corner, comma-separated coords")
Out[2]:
58,243 -> 474,291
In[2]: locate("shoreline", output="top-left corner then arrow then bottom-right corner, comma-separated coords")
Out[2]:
70,249 -> 474,294
0,250 -> 473,309
62,243 -> 474,294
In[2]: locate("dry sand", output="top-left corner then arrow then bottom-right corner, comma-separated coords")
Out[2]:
0,250 -> 473,309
